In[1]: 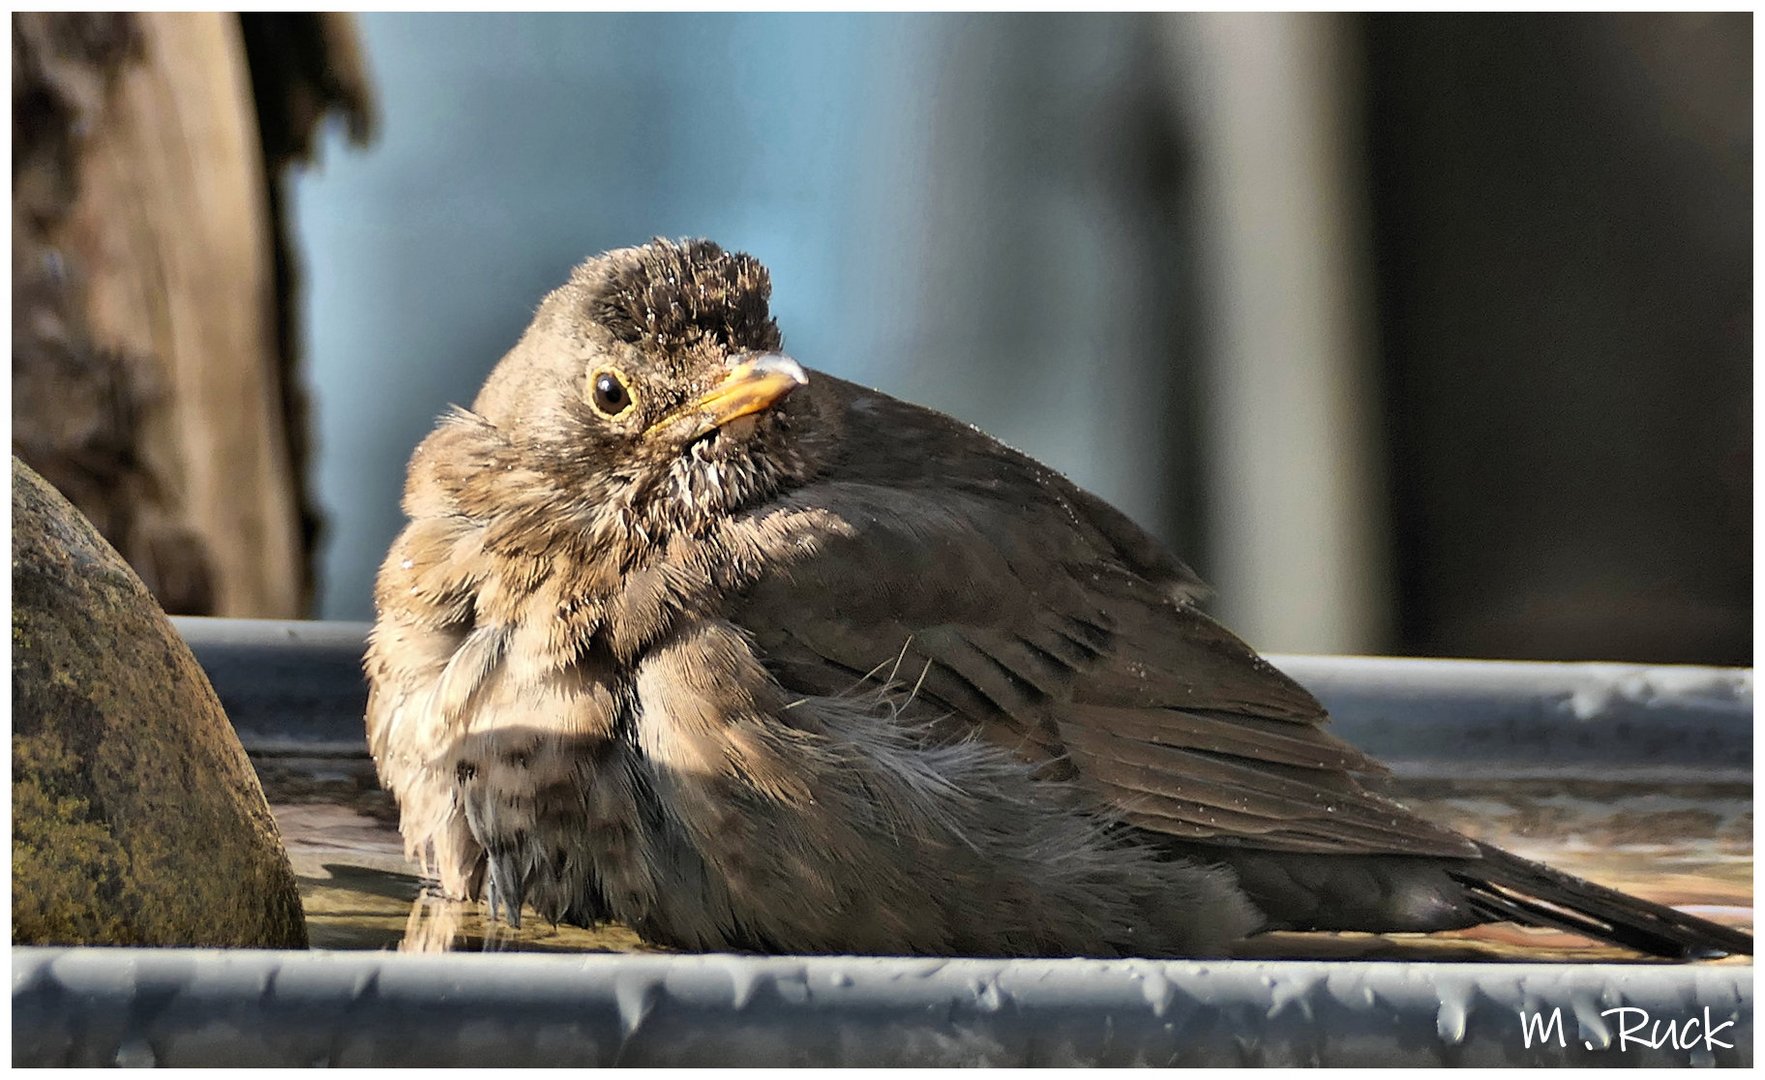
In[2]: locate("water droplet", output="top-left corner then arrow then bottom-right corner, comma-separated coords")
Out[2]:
1436,999 -> 1468,1044
114,1037 -> 156,1067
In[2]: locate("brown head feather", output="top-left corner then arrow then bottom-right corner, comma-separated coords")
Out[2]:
584,237 -> 782,354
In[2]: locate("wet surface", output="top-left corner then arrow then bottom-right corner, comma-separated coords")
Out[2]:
257,754 -> 1752,962
260,757 -> 657,954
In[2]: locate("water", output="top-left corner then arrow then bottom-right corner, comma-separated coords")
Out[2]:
255,754 -> 1751,961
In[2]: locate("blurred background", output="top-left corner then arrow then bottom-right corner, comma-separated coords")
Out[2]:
13,12 -> 1751,664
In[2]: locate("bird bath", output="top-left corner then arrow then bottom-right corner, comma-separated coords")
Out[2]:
261,748 -> 1751,962
13,618 -> 1750,1066
217,619 -> 1748,960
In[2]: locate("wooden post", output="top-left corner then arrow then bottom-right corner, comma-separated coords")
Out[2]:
12,12 -> 372,617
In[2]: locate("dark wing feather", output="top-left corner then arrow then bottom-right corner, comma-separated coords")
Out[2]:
729,377 -> 1475,859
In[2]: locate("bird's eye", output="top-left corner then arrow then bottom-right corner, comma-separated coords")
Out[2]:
589,369 -> 634,418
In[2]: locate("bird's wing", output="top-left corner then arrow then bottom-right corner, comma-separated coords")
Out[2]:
724,379 -> 1476,858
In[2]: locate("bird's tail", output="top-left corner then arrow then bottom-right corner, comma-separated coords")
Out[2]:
1449,841 -> 1753,959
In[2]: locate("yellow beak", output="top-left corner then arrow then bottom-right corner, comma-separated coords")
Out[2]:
653,354 -> 808,434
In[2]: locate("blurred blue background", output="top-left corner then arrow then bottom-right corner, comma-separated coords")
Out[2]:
294,13 -> 908,620
282,12 -> 1749,663
296,13 -> 1206,627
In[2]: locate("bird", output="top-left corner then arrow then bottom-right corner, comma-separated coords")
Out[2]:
365,237 -> 1751,960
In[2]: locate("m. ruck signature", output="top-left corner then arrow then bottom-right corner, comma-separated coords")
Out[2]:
1520,1006 -> 1736,1053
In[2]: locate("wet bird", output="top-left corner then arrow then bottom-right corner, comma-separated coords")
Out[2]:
366,238 -> 1751,960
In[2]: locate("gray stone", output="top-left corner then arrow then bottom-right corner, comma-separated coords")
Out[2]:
12,458 -> 306,946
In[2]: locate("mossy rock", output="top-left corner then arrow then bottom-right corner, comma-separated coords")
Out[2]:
12,458 -> 307,946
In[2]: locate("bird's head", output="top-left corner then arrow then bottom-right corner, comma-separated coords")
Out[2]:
467,238 -> 830,537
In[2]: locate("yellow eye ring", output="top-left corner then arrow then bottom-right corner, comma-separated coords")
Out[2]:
588,367 -> 636,418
